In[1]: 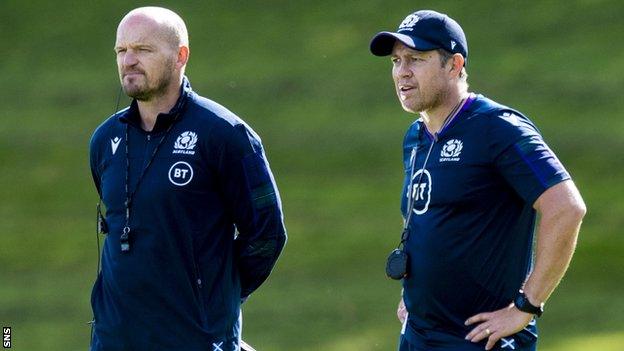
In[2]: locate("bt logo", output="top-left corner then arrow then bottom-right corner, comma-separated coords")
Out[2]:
168,161 -> 194,186
407,169 -> 432,215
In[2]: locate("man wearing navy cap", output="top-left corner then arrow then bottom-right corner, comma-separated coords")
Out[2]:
370,10 -> 586,351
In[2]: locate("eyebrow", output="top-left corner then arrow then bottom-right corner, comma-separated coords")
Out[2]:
391,50 -> 428,57
114,43 -> 154,51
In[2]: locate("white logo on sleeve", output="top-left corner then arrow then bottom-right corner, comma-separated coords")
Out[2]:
168,161 -> 194,186
212,342 -> 224,351
440,139 -> 463,162
173,131 -> 197,155
501,112 -> 521,126
110,137 -> 121,155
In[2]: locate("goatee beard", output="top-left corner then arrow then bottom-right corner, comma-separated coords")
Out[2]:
123,59 -> 176,101
124,74 -> 172,101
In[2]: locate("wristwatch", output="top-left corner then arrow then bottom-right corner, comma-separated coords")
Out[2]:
513,290 -> 544,317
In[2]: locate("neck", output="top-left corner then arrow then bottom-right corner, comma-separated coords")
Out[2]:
137,79 -> 182,131
420,89 -> 469,135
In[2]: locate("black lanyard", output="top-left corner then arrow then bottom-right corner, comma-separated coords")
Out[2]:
398,97 -> 466,247
120,115 -> 179,252
399,141 -> 435,247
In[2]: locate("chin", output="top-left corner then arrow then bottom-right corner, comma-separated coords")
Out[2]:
399,102 -> 418,114
124,87 -> 148,100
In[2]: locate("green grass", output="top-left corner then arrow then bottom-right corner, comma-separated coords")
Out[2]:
1,0 -> 623,350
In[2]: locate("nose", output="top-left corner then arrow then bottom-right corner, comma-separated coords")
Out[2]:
121,50 -> 138,67
396,60 -> 413,78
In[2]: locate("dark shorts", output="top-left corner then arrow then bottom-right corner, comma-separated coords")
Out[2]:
398,335 -> 537,351
398,328 -> 537,351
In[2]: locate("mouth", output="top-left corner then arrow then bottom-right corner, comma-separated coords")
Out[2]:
398,84 -> 415,93
398,84 -> 416,101
123,72 -> 145,79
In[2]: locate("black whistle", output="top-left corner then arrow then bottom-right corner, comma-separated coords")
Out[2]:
386,248 -> 409,280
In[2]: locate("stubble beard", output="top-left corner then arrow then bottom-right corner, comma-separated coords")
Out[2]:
122,58 -> 176,102
400,83 -> 450,114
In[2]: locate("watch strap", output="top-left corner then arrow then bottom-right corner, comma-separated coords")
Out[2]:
514,290 -> 544,317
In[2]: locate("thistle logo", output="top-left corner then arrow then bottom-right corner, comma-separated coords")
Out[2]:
173,131 -> 197,155
407,169 -> 432,215
440,139 -> 463,162
398,14 -> 420,31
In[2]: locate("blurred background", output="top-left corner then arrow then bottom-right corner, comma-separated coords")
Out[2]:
1,0 -> 623,350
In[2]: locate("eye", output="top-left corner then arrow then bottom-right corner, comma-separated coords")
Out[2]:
410,56 -> 423,62
391,57 -> 400,65
115,48 -> 126,54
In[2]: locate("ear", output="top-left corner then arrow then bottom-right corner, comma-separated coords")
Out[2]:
449,53 -> 464,78
176,45 -> 189,70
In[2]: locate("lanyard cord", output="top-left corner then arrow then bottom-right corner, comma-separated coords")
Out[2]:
120,115 -> 179,252
403,147 -> 419,231
398,97 -> 466,247
399,141 -> 435,246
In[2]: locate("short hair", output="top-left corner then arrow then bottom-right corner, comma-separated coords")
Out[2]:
122,7 -> 189,49
437,49 -> 468,82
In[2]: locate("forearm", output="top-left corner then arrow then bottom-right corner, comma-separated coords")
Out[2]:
237,229 -> 286,298
523,182 -> 586,304
219,125 -> 288,297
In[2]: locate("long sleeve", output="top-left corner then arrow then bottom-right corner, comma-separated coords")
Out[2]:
89,130 -> 103,197
217,123 -> 287,298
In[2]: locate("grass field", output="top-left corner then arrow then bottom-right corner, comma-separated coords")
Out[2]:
1,0 -> 623,350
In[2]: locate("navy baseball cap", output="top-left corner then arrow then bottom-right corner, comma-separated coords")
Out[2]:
370,10 -> 468,63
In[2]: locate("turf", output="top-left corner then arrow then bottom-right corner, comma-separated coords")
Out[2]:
0,0 -> 622,350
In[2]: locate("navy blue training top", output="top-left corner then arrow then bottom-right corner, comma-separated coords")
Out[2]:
89,78 -> 286,351
400,94 -> 569,350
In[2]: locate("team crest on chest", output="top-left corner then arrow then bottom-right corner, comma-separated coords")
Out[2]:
173,131 -> 197,155
440,139 -> 463,162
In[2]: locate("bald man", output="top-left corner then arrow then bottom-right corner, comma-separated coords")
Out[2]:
89,7 -> 286,350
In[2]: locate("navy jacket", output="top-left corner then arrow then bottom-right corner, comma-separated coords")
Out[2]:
89,78 -> 286,350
